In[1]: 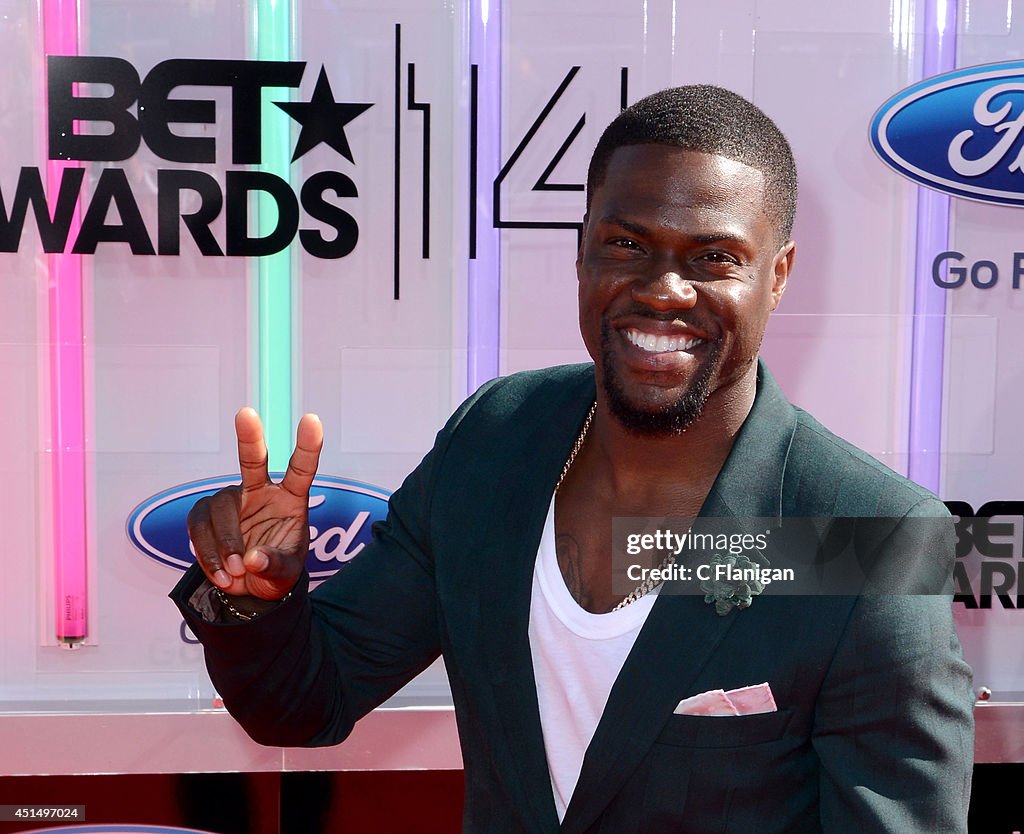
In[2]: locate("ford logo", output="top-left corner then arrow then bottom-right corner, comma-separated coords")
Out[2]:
127,474 -> 391,580
870,60 -> 1024,205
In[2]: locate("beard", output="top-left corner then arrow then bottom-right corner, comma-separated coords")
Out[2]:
600,319 -> 722,436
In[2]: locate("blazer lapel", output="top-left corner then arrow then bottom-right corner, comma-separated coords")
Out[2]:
560,362 -> 799,833
475,367 -> 597,834
699,362 -> 796,520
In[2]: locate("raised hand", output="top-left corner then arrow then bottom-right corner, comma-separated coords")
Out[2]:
187,407 -> 324,600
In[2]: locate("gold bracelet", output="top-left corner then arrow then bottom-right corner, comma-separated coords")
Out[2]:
213,587 -> 292,621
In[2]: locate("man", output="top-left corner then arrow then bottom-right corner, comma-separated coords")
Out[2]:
173,85 -> 974,832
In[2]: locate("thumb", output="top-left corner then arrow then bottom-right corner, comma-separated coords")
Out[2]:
242,544 -> 303,599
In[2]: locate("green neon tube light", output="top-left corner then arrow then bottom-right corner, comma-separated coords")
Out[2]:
252,0 -> 294,470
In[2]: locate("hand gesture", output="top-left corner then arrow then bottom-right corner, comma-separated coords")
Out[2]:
187,407 -> 324,600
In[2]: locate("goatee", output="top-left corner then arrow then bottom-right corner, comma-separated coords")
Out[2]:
600,320 -> 721,436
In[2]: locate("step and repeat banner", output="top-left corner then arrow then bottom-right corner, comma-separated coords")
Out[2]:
1,0 -> 1022,719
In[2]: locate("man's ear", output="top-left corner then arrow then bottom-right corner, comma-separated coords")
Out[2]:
769,240 -> 795,311
576,213 -> 589,268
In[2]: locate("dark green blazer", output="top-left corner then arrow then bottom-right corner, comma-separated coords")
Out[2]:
172,361 -> 974,833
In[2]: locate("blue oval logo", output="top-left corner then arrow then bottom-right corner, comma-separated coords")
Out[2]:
127,474 -> 390,580
871,60 -> 1024,205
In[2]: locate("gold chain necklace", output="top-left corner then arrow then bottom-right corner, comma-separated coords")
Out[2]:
555,401 -> 596,493
554,401 -> 673,612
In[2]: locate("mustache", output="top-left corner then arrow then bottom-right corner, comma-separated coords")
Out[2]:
610,304 -> 713,331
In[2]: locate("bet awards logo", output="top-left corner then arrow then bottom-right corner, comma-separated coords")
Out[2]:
1,56 -> 370,258
947,500 -> 1024,610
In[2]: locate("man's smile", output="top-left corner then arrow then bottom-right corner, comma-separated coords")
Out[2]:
622,328 -> 705,354
612,316 -> 714,376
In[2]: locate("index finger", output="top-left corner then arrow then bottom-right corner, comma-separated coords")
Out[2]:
280,412 -> 324,498
235,406 -> 270,491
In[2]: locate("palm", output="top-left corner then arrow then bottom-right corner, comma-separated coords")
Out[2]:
238,483 -> 308,557
228,481 -> 310,599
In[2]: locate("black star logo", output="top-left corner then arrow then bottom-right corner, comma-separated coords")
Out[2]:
274,66 -> 373,163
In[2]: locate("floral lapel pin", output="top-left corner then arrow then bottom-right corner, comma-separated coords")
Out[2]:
700,552 -> 769,616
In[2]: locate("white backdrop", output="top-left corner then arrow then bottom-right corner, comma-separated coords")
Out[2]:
0,0 -> 1020,712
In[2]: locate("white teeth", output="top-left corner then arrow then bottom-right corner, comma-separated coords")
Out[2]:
624,328 -> 704,353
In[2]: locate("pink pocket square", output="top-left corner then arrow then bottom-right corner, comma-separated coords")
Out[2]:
673,682 -> 777,716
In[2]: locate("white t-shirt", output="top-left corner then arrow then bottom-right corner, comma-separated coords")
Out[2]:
528,495 -> 659,821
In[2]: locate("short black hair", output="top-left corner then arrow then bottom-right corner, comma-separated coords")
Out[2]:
586,85 -> 798,244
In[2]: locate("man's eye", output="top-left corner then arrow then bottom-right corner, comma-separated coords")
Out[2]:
610,238 -> 641,250
700,251 -> 739,264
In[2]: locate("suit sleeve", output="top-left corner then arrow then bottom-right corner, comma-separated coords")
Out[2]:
812,498 -> 974,833
169,377 -> 503,748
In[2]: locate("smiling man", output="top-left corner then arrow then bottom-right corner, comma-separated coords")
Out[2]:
582,146 -> 788,435
173,85 -> 974,833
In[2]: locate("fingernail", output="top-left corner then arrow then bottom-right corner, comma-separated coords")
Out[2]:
246,549 -> 269,572
213,570 -> 231,589
226,553 -> 244,576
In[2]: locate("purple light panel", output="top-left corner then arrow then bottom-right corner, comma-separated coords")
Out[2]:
467,0 -> 502,392
908,0 -> 957,493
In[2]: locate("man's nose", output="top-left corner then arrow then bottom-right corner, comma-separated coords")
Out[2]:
631,269 -> 698,311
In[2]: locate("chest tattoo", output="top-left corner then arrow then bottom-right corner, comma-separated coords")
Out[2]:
554,532 -> 594,609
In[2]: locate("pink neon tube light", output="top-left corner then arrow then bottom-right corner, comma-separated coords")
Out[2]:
44,0 -> 87,645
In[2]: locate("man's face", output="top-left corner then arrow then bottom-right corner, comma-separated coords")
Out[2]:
577,144 -> 794,435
